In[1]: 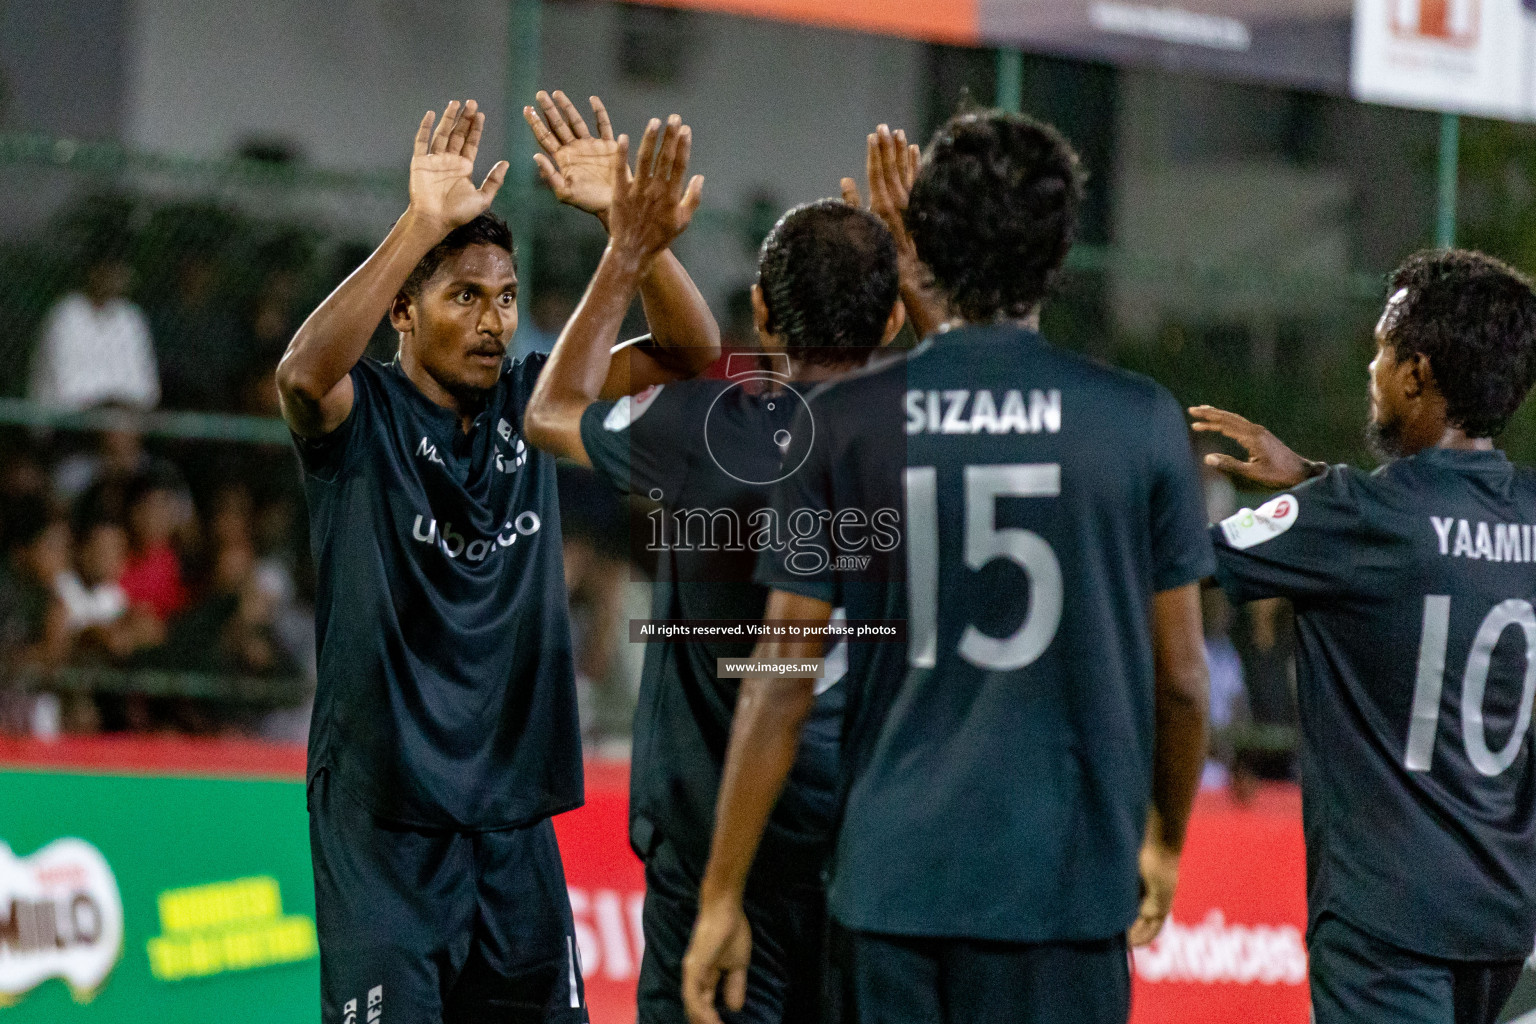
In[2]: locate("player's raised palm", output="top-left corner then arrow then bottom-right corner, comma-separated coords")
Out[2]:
841,123 -> 922,258
524,91 -> 628,217
607,115 -> 704,269
841,123 -> 944,336
1189,405 -> 1323,490
409,99 -> 509,232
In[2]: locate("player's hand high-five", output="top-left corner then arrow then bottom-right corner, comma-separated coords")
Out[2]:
607,114 -> 704,269
410,99 -> 510,232
522,112 -> 709,466
840,123 -> 920,244
1189,405 -> 1327,490
841,124 -> 943,339
524,90 -> 628,220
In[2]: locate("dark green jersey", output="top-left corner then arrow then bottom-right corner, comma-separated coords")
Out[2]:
295,356 -> 582,830
581,375 -> 843,883
1212,449 -> 1536,960
756,325 -> 1214,942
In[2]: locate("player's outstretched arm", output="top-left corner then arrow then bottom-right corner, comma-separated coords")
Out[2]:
682,589 -> 829,1024
278,101 -> 508,437
841,124 -> 945,339
1189,406 -> 1327,490
525,91 -> 720,385
523,115 -> 703,466
1131,581 -> 1209,947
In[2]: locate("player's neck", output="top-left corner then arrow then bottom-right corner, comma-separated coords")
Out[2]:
789,358 -> 864,385
942,309 -> 1042,333
1433,427 -> 1495,453
398,347 -> 487,432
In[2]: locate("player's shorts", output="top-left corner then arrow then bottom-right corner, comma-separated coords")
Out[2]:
637,837 -> 827,1023
308,768 -> 587,1024
1309,914 -> 1524,1024
834,926 -> 1130,1024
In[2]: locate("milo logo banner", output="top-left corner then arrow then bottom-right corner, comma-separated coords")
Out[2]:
0,739 -> 318,1022
0,838 -> 124,1005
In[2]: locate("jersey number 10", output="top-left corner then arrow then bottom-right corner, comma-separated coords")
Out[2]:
905,464 -> 1064,671
1406,596 -> 1536,776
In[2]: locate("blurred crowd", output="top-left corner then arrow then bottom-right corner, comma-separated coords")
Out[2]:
0,213 -> 1298,782
0,418 -> 313,739
1199,452 -> 1301,788
0,229 -> 649,749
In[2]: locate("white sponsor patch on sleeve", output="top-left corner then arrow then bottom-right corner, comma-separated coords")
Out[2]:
1220,494 -> 1299,550
602,385 -> 663,432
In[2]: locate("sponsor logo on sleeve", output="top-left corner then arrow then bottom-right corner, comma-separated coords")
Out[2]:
1220,495 -> 1298,550
603,386 -> 663,432
0,838 -> 124,1005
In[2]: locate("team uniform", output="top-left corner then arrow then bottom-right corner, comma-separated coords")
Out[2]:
579,368 -> 844,1023
757,324 -> 1214,1024
1210,449 -> 1536,1024
296,355 -> 587,1023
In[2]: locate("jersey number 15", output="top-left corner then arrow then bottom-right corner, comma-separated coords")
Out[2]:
905,464 -> 1064,672
1406,596 -> 1536,776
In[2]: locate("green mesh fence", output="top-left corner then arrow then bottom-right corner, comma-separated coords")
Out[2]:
0,124 -> 1532,467
0,130 -> 1425,462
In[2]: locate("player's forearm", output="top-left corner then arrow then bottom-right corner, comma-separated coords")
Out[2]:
523,242 -> 646,463
698,667 -> 817,906
278,208 -> 445,406
1148,585 -> 1210,853
638,250 -> 720,374
897,251 -> 944,341
1150,683 -> 1205,852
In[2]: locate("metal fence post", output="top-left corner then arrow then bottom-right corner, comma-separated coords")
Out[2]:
996,49 -> 1023,113
507,0 -> 543,320
1435,112 -> 1459,249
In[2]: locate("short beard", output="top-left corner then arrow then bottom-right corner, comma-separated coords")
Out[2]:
1366,417 -> 1408,462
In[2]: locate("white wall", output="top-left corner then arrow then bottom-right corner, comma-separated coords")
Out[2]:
122,0 -> 927,306
126,0 -> 513,170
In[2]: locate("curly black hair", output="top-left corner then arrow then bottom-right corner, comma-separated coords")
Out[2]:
1383,249 -> 1536,438
757,200 -> 898,365
401,212 -> 517,297
905,110 -> 1084,323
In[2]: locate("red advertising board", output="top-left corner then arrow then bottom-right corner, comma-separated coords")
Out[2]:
1130,786 -> 1310,1023
553,770 -> 1311,1024
0,738 -> 1310,1023
553,761 -> 647,1021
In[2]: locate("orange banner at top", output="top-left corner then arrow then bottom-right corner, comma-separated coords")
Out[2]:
633,0 -> 981,43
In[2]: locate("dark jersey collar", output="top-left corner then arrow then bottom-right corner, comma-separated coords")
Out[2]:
385,356 -> 498,435
934,322 -> 1047,348
1409,446 -> 1511,473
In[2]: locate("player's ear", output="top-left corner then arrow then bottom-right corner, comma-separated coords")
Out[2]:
1404,350 -> 1435,402
879,298 -> 907,347
389,291 -> 415,335
750,284 -> 775,348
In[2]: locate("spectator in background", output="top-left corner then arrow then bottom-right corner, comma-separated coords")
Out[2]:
511,287 -> 578,360
119,468 -> 190,622
28,255 -> 160,411
56,514 -> 163,662
0,493 -> 72,734
53,404 -> 154,502
1201,586 -> 1248,790
238,250 -> 312,416
1236,597 -> 1300,780
150,252 -> 243,410
151,483 -> 297,733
